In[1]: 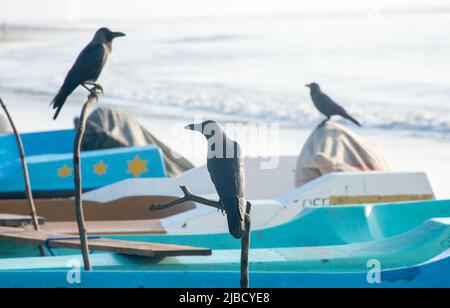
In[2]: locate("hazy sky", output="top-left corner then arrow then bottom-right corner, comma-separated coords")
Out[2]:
1,0 -> 445,22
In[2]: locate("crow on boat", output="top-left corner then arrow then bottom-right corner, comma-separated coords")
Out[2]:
306,82 -> 361,127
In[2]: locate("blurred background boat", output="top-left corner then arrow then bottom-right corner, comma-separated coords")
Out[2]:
0,129 -> 167,198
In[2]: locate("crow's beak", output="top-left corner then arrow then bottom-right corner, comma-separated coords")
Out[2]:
112,32 -> 126,38
184,124 -> 195,131
305,84 -> 311,88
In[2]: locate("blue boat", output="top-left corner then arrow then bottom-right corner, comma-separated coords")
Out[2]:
1,199 -> 450,256
0,255 -> 448,288
0,200 -> 449,287
0,216 -> 449,287
0,129 -> 167,198
0,253 -> 449,288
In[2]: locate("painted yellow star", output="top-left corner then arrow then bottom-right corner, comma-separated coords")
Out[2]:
93,160 -> 108,176
127,155 -> 149,177
57,164 -> 72,178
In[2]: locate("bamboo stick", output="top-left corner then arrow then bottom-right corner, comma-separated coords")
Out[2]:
0,97 -> 45,256
73,90 -> 99,271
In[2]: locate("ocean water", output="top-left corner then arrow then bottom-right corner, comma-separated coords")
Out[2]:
1,3 -> 450,136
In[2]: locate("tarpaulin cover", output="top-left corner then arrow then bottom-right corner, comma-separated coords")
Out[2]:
295,121 -> 389,187
78,107 -> 194,177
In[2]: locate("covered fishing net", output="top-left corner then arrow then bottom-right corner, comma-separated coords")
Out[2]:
295,121 -> 389,187
76,107 -> 194,177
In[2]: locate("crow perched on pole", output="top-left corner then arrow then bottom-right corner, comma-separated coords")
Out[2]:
185,120 -> 246,239
50,27 -> 125,120
306,82 -> 361,127
150,120 -> 252,287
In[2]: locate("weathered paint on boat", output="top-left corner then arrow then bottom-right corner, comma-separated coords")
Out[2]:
0,129 -> 167,198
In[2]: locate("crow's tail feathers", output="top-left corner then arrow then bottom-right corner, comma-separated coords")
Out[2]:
51,99 -> 64,120
51,89 -> 68,120
343,113 -> 361,127
50,83 -> 77,120
224,197 -> 246,239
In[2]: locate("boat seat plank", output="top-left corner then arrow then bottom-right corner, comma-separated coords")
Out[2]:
39,220 -> 166,235
0,214 -> 45,227
0,227 -> 211,258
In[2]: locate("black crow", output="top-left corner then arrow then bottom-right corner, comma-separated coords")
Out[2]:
185,120 -> 246,239
51,27 -> 125,120
306,82 -> 361,126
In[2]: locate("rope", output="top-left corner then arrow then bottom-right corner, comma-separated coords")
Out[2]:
44,236 -> 101,256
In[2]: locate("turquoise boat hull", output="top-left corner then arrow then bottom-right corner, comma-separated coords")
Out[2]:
0,218 -> 449,287
0,200 -> 449,287
1,217 -> 449,271
111,199 -> 450,249
0,129 -> 167,198
1,255 -> 449,288
1,199 -> 450,258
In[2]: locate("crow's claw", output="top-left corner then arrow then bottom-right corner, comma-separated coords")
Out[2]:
317,119 -> 329,128
92,84 -> 104,95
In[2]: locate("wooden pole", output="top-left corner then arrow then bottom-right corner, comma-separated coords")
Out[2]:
0,97 -> 45,256
73,91 -> 99,271
151,186 -> 252,287
240,202 -> 252,288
